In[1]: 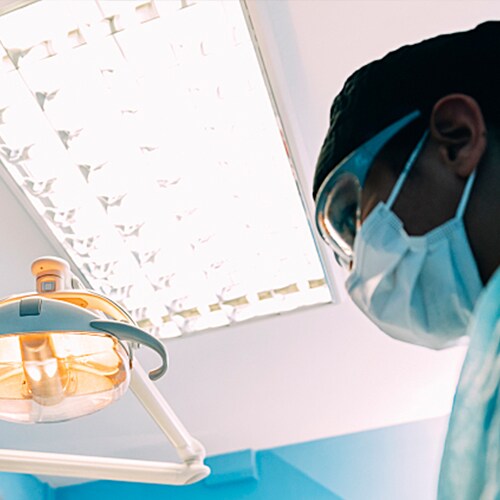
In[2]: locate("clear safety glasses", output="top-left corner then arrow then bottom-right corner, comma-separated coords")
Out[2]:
315,110 -> 421,268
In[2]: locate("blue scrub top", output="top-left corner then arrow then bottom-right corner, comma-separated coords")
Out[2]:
438,267 -> 500,500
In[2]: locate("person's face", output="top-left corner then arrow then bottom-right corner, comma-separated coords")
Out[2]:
360,126 -> 467,237
315,94 -> 496,281
356,94 -> 494,283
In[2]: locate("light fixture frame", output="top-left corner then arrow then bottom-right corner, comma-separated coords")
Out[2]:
0,0 -> 336,341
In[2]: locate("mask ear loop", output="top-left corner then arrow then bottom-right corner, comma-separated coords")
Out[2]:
386,131 -> 429,209
455,169 -> 477,219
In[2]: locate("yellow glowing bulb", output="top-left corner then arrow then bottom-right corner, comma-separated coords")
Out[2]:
19,334 -> 70,407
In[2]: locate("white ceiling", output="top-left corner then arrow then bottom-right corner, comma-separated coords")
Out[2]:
1,0 -> 499,488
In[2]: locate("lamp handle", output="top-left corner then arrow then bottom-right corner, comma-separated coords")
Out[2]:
90,320 -> 168,380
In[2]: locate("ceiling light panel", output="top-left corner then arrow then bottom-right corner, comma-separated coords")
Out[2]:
0,0 -> 331,338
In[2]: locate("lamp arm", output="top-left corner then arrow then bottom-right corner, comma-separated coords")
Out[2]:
0,449 -> 210,485
130,363 -> 206,464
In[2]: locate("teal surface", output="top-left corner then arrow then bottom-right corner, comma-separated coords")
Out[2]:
0,472 -> 53,500
272,416 -> 448,500
204,449 -> 259,486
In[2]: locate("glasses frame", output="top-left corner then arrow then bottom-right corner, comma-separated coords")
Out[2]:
315,110 -> 421,267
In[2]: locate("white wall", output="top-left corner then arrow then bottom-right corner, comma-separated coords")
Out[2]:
0,174 -> 61,295
1,0 -> 498,485
245,0 -> 500,193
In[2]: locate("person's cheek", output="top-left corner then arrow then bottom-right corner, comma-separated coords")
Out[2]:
361,160 -> 398,223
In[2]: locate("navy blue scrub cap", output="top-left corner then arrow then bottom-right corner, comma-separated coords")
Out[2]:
313,21 -> 500,199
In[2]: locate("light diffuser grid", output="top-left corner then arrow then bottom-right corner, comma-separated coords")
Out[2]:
0,0 -> 331,337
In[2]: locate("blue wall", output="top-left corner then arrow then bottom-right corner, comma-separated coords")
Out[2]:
55,450 -> 341,500
0,416 -> 449,500
0,473 -> 53,500
272,416 -> 448,500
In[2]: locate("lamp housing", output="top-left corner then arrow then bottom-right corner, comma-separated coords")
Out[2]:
0,257 -> 168,424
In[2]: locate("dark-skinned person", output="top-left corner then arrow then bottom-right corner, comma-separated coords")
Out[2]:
313,22 -> 499,500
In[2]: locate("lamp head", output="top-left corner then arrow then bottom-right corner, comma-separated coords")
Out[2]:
0,297 -> 130,424
0,257 -> 167,424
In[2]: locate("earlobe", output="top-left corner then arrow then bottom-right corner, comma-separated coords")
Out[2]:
430,94 -> 487,177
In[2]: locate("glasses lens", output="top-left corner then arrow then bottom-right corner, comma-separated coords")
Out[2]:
318,173 -> 361,266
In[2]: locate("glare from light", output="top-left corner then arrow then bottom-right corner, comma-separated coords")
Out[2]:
0,0 -> 331,337
25,364 -> 42,383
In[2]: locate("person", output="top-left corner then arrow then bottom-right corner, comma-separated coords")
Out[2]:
313,21 -> 499,499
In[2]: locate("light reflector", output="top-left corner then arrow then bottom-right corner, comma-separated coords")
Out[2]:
0,332 -> 130,423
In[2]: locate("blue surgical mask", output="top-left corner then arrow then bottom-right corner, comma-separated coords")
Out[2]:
345,132 -> 483,349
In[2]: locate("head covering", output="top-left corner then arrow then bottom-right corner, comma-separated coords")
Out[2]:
313,21 -> 500,199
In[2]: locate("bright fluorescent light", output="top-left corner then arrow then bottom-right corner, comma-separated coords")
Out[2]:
0,0 -> 331,337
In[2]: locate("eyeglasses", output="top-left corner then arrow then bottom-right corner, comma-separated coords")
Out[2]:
315,110 -> 421,268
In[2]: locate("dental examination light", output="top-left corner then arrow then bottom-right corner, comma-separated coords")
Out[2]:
0,256 -> 209,485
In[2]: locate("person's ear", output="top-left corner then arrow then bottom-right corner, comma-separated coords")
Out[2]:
429,94 -> 487,178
